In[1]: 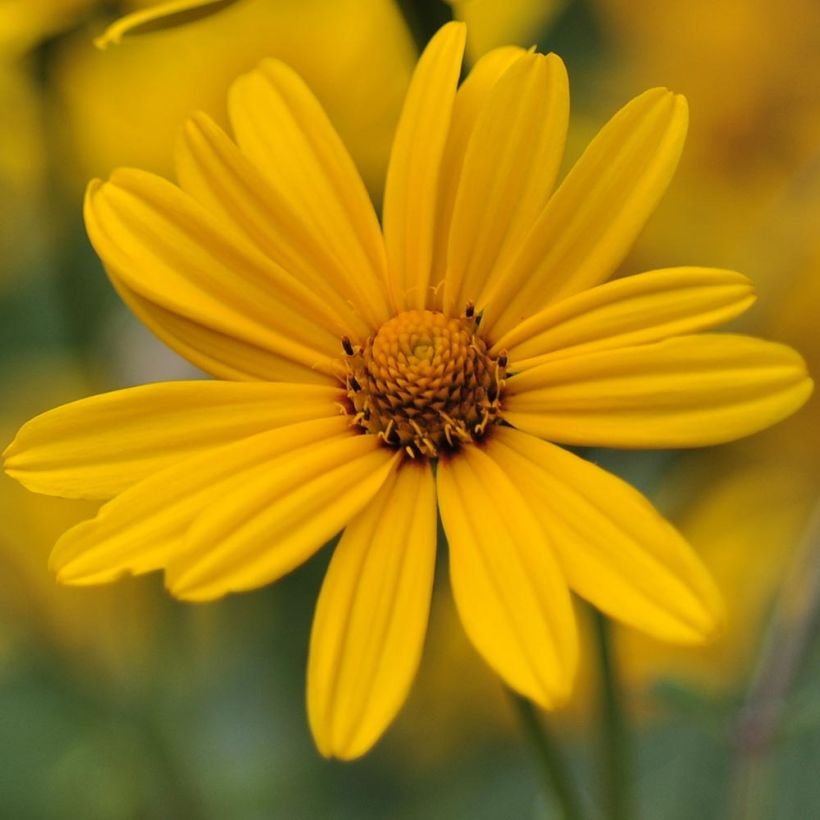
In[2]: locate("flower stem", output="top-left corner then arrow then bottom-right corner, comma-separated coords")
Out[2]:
395,0 -> 454,53
508,689 -> 585,820
728,498 -> 820,820
593,610 -> 633,820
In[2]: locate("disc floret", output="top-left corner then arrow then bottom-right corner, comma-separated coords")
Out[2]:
343,309 -> 506,458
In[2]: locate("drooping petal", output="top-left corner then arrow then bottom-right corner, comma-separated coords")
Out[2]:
442,52 -> 569,316
493,267 -> 756,369
3,381 -> 342,500
487,428 -> 724,643
227,60 -> 390,326
176,112 -> 383,336
94,0 -> 241,48
382,21 -> 466,311
485,88 -> 689,338
504,334 -> 813,448
49,417 -> 352,586
308,460 -> 436,760
167,433 -> 400,601
437,444 -> 577,707
85,170 -> 344,381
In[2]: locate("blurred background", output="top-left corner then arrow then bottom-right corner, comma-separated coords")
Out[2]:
0,1 -> 818,817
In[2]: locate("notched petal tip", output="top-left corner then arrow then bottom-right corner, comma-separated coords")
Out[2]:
662,566 -> 727,647
698,595 -> 727,644
163,556 -> 233,602
540,51 -> 569,83
3,425 -> 86,499
438,18 -> 468,40
2,432 -> 19,468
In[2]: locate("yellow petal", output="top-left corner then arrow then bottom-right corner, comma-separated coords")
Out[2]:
494,267 -> 756,369
504,334 -> 813,448
94,0 -> 241,49
308,460 -> 436,760
176,112 -> 382,337
109,275 -> 334,384
485,88 -> 688,338
443,52 -> 569,316
430,45 -> 528,303
85,170 -> 347,379
3,381 -> 342,500
227,59 -> 389,324
167,434 -> 400,601
382,21 -> 466,310
437,445 -> 577,707
50,417 -> 351,586
487,428 -> 724,643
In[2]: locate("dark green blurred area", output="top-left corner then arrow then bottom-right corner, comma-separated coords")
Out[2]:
2,1 -> 819,818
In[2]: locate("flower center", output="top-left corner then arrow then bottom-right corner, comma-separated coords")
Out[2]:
343,309 -> 506,458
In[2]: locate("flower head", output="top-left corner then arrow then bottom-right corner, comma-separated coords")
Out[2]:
343,308 -> 506,456
4,22 -> 812,759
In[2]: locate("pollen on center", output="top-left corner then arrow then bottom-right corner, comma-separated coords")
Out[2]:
341,309 -> 507,458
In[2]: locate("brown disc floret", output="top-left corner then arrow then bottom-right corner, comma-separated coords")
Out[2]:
342,309 -> 506,458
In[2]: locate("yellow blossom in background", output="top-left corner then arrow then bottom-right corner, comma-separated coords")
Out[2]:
0,363 -> 157,682
595,0 -> 820,182
4,22 -> 812,761
53,0 -> 415,197
0,62 -> 46,284
592,0 -> 820,269
753,171 -> 820,464
0,0 -> 96,55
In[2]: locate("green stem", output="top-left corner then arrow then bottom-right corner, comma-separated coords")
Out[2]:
137,707 -> 210,820
508,690 -> 585,820
593,610 -> 633,820
727,498 -> 820,820
395,0 -> 454,53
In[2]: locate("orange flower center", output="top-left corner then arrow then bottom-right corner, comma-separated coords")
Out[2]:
343,309 -> 506,458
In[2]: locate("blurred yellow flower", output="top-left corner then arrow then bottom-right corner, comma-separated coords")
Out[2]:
4,22 -> 812,759
0,0 -> 96,55
0,61 -> 46,283
596,0 -> 820,180
0,364 -> 156,682
54,0 -> 415,196
592,0 -> 820,269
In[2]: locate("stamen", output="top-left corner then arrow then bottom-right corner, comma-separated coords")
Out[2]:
342,309 -> 506,458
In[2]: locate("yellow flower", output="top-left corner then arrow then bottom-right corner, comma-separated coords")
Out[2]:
4,23 -> 812,759
0,0 -> 96,55
0,363 -> 157,681
53,0 -> 414,197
